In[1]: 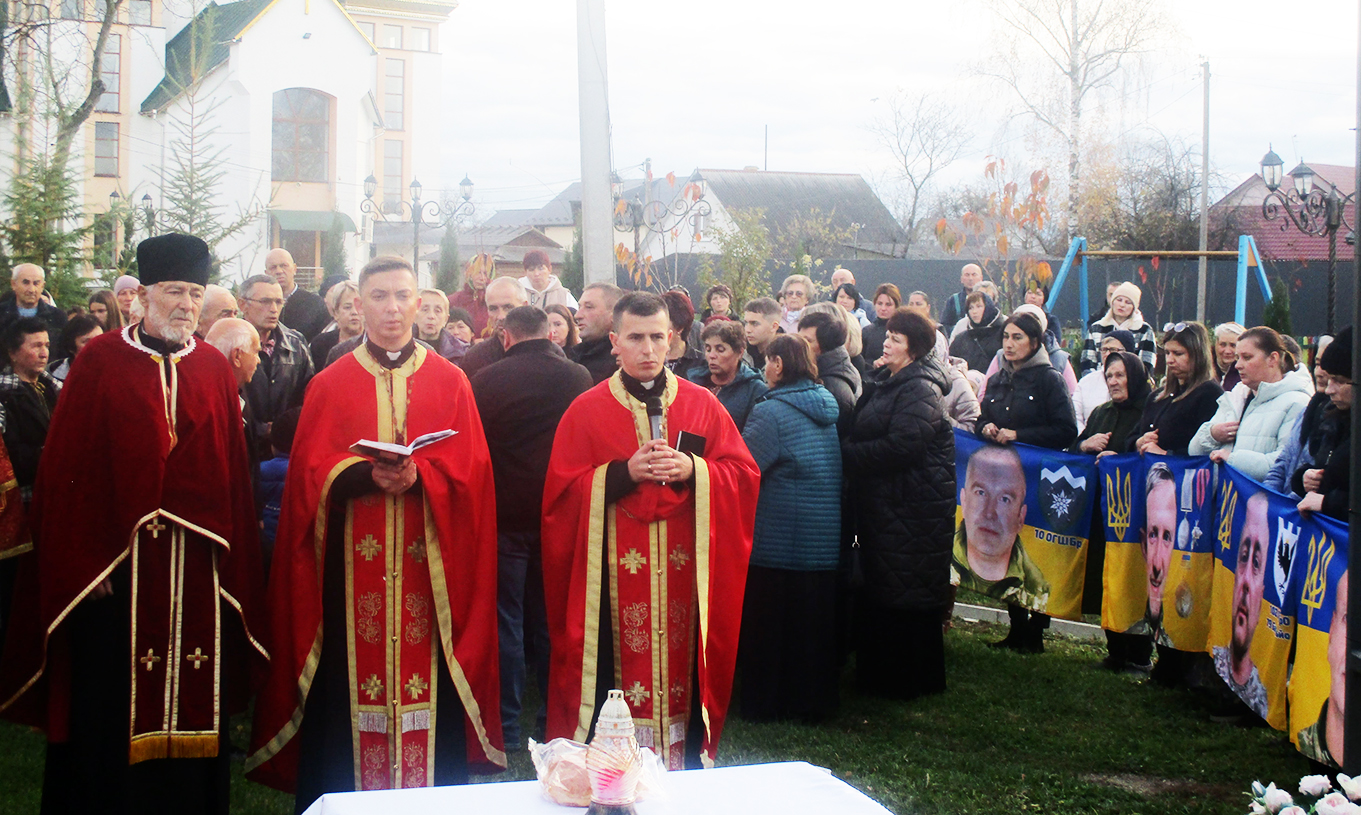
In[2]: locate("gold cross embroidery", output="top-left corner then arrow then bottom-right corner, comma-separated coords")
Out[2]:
356,535 -> 382,561
140,649 -> 161,672
619,549 -> 647,575
185,647 -> 209,669
407,538 -> 426,562
405,673 -> 429,700
362,674 -> 384,701
625,681 -> 650,708
669,549 -> 691,569
145,519 -> 167,539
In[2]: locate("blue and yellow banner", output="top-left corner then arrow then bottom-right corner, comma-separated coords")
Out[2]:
1098,454 -> 1215,651
1207,466 -> 1298,731
1287,511 -> 1347,767
951,430 -> 1094,621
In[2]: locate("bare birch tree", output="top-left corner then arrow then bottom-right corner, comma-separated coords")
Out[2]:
871,90 -> 970,252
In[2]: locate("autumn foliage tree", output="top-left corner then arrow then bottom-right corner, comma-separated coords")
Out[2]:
935,157 -> 1053,309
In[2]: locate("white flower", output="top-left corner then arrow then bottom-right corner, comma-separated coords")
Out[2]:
1316,791 -> 1361,815
1253,781 -> 1268,798
1280,806 -> 1308,815
1249,804 -> 1267,815
1301,775 -> 1334,797
1339,774 -> 1361,802
1262,784 -> 1294,812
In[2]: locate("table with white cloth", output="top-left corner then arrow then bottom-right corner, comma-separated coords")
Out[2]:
302,760 -> 895,815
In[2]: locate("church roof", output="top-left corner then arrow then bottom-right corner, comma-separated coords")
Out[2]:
140,0 -> 273,114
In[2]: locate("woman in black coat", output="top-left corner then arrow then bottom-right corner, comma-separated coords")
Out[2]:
949,291 -> 1005,374
842,308 -> 956,700
1129,322 -> 1222,456
859,283 -> 900,367
1068,351 -> 1154,672
977,312 -> 1078,653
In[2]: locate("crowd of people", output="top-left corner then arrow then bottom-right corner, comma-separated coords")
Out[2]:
0,240 -> 1350,813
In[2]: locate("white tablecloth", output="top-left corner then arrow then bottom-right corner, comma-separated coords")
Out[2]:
302,760 -> 894,815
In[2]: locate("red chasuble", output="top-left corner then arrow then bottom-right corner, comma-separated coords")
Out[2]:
0,327 -> 267,762
248,343 -> 504,792
542,372 -> 758,769
0,435 -> 30,561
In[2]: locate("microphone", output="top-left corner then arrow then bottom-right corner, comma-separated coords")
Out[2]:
646,397 -> 664,442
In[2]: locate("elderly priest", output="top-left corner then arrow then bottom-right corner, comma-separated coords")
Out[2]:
0,233 -> 268,815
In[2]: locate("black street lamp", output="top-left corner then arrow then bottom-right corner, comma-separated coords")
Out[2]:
360,174 -> 474,273
612,170 -> 711,265
1260,146 -> 1355,333
140,193 -> 163,237
108,191 -> 121,267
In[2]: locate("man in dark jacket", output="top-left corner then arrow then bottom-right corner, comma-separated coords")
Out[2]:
798,311 -> 862,436
688,319 -> 768,432
0,265 -> 66,341
569,282 -> 622,384
470,305 -> 592,748
267,249 -> 330,341
240,274 -> 314,458
0,317 -> 59,501
460,276 -> 528,378
939,263 -> 983,331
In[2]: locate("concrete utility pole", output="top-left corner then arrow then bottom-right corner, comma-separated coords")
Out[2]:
577,0 -> 614,287
1196,61 -> 1210,322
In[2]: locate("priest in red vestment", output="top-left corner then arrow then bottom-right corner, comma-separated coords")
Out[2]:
542,291 -> 759,770
0,234 -> 268,815
248,256 -> 504,811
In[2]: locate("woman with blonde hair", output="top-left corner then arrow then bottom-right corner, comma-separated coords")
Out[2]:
450,252 -> 495,336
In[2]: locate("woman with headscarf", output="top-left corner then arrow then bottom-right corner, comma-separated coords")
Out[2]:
948,291 -> 1005,374
1069,350 -> 1153,672
1078,281 -> 1157,376
1071,329 -> 1136,430
976,311 -> 1078,653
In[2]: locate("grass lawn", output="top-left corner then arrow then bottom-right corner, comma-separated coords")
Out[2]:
0,618 -> 1308,814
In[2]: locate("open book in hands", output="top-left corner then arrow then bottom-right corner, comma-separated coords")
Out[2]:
349,430 -> 457,463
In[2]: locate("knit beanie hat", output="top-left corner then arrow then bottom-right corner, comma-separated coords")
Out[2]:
113,274 -> 140,295
1111,281 -> 1142,309
1319,326 -> 1353,379
1012,304 -> 1048,333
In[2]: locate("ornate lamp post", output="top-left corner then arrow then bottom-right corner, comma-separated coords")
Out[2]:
1259,146 -> 1355,334
612,170 -> 711,262
361,174 -> 475,275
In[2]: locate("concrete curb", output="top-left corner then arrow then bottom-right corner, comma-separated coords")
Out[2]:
953,603 -> 1105,642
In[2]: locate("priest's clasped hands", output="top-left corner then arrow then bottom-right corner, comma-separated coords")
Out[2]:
372,455 -> 419,495
628,438 -> 693,486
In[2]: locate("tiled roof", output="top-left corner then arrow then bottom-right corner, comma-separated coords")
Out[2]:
141,0 -> 273,113
1211,165 -> 1356,263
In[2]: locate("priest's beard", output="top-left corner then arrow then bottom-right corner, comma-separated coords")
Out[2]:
143,306 -> 197,345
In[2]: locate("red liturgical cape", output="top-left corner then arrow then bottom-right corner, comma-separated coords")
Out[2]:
542,372 -> 758,769
0,328 -> 267,761
0,434 -> 30,561
248,343 -> 504,792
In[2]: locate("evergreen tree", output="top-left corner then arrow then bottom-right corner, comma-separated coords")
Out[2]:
1262,277 -> 1292,338
321,216 -> 348,281
436,226 -> 461,294
560,223 -> 583,294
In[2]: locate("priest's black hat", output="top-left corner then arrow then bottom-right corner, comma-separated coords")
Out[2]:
136,233 -> 212,287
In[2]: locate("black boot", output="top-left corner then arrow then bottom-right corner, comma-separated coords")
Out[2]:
1020,612 -> 1049,654
990,604 -> 1027,650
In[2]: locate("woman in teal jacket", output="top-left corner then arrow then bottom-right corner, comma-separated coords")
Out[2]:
738,334 -> 842,722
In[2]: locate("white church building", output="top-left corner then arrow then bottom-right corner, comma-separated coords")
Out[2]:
1,0 -> 458,286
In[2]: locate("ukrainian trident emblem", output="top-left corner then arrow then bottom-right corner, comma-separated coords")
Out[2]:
1105,468 -> 1132,542
1300,532 -> 1335,627
1217,482 -> 1238,553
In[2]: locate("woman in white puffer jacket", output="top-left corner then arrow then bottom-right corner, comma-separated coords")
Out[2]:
1189,326 -> 1312,480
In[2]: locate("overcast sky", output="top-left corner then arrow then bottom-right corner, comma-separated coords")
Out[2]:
439,0 -> 1357,218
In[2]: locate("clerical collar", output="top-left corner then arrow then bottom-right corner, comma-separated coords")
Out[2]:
620,368 -> 668,402
137,323 -> 185,355
365,335 -> 417,369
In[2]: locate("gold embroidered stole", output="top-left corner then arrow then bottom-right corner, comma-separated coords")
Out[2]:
128,511 -> 227,763
343,344 -> 441,789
